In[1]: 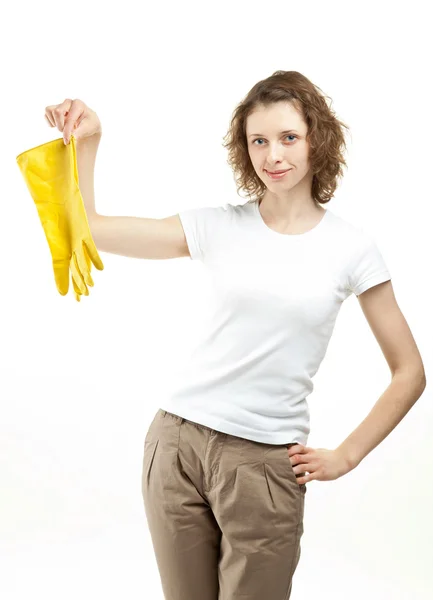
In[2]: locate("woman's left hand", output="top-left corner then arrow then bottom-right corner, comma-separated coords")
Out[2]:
288,445 -> 354,485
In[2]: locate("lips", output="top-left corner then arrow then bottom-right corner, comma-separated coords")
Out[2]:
266,169 -> 290,174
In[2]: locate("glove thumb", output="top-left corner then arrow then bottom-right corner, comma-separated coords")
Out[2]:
52,258 -> 70,296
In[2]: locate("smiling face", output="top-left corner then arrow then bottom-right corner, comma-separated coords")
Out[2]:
246,101 -> 312,192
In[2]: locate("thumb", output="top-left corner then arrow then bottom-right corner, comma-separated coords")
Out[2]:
64,120 -> 83,144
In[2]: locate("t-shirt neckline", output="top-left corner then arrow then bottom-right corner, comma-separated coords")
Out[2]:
252,201 -> 330,239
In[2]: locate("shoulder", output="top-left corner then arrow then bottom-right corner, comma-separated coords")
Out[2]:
326,209 -> 377,251
179,202 -> 235,221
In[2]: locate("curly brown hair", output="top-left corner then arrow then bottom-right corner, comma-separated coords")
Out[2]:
222,70 -> 351,206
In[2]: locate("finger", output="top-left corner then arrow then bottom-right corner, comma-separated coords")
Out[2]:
295,471 -> 307,482
295,465 -> 309,475
288,445 -> 303,457
63,100 -> 86,143
48,99 -> 73,133
44,113 -> 55,127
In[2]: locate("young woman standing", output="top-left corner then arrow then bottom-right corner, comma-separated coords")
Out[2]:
45,70 -> 426,600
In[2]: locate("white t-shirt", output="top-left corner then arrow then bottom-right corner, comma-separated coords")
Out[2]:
160,201 -> 391,445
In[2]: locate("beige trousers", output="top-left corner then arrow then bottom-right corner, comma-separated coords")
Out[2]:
142,408 -> 306,600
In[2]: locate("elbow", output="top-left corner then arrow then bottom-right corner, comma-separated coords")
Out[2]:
400,367 -> 427,393
413,365 -> 427,389
393,363 -> 426,387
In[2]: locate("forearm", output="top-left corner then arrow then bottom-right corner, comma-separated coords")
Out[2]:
75,132 -> 102,218
336,369 -> 426,469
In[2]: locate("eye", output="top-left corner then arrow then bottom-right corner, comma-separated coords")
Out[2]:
252,135 -> 297,145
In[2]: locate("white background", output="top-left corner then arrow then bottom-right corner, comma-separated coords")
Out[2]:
1,0 -> 432,598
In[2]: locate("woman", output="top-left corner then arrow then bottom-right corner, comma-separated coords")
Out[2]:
45,70 -> 426,600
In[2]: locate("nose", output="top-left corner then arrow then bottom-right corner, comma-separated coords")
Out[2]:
267,142 -> 285,162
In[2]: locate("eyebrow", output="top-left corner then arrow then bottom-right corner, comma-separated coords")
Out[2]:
248,129 -> 300,137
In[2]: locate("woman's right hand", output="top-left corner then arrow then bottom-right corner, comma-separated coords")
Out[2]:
44,98 -> 102,145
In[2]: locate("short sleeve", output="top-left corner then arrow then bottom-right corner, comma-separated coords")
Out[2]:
177,204 -> 230,261
347,235 -> 392,296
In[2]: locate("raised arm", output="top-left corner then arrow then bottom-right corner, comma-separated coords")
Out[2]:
43,100 -> 191,261
76,133 -> 190,260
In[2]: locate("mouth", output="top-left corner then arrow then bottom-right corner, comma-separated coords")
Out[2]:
265,169 -> 291,179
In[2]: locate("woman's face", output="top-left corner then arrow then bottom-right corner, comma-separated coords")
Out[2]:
246,101 -> 312,190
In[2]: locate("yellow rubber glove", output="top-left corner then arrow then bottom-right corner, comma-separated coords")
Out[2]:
16,134 -> 103,300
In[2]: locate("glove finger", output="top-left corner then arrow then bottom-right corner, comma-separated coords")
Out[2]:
83,238 -> 104,271
83,244 -> 94,287
83,240 -> 91,269
70,252 -> 89,295
76,243 -> 94,288
72,276 -> 82,302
